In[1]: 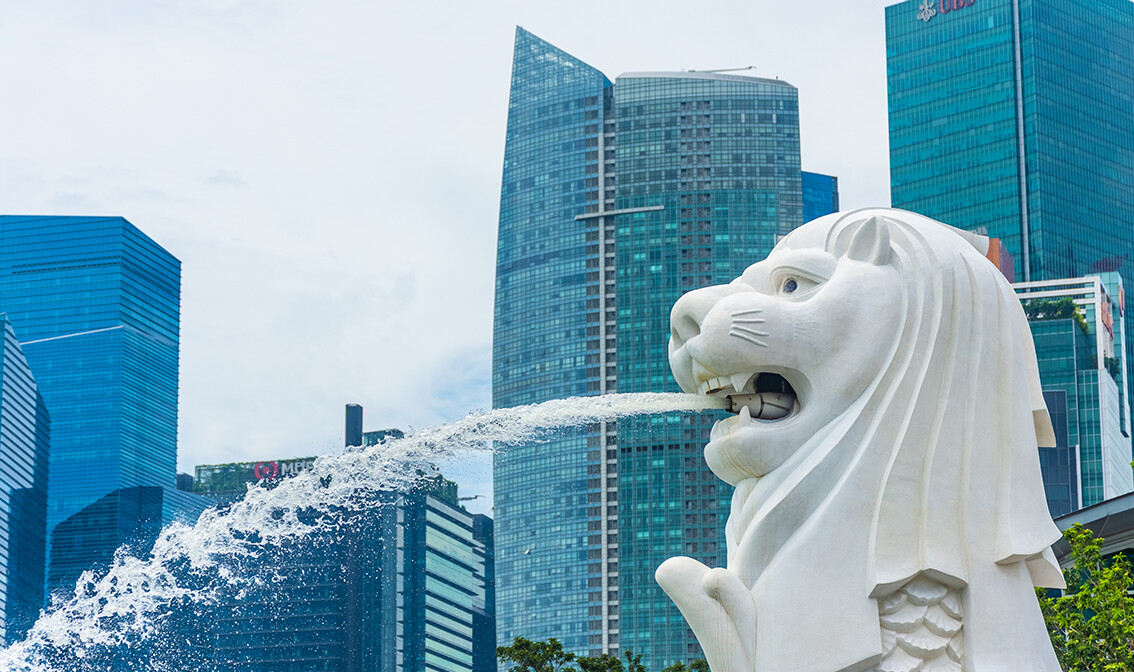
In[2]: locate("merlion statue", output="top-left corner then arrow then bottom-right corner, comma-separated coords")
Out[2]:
659,208 -> 1065,672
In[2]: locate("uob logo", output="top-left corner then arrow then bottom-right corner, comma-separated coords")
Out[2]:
940,0 -> 975,12
919,0 -> 974,22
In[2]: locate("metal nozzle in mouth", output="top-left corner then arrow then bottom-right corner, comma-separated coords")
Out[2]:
728,373 -> 797,421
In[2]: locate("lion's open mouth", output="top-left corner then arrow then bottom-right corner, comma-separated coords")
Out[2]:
700,372 -> 799,422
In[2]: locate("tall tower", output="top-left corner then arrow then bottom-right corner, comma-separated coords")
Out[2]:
0,215 -> 182,590
885,0 -> 1134,505
494,29 -> 614,657
887,0 -> 1134,283
495,28 -> 826,667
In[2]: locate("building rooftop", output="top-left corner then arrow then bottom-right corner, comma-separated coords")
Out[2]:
616,70 -> 794,87
1054,490 -> 1134,563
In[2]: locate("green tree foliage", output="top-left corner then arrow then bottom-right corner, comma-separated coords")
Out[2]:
1104,355 -> 1121,383
497,638 -> 579,672
661,660 -> 709,672
1039,523 -> 1134,671
576,654 -> 624,672
497,638 -> 702,672
623,650 -> 646,672
1023,297 -> 1090,336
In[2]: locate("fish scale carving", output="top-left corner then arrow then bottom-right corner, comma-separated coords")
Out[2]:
875,576 -> 963,672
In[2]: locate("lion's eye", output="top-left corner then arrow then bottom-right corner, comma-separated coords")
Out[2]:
774,273 -> 820,296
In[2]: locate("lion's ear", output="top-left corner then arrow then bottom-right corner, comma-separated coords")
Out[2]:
847,216 -> 892,265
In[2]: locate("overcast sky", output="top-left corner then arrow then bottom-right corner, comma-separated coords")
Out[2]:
0,1 -> 893,516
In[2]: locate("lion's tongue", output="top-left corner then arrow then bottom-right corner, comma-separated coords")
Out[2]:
731,392 -> 795,420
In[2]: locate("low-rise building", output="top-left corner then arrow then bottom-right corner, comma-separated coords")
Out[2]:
188,438 -> 493,672
1014,274 -> 1132,515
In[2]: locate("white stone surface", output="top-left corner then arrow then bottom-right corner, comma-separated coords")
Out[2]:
660,208 -> 1065,672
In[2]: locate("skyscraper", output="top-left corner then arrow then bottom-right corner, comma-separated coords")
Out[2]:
885,0 -> 1134,407
0,315 -> 49,643
0,215 -> 182,588
887,0 -> 1134,281
494,28 -> 834,667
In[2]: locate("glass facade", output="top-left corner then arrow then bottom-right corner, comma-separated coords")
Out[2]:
0,215 -> 183,587
801,171 -> 839,224
1015,275 -> 1132,515
46,485 -> 210,599
886,0 -> 1134,421
494,27 -> 614,658
494,28 -> 833,668
612,72 -> 802,667
1040,389 -> 1076,516
189,462 -> 493,672
0,316 -> 49,643
406,492 -> 494,672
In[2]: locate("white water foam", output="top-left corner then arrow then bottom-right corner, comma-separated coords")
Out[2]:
1,392 -> 725,671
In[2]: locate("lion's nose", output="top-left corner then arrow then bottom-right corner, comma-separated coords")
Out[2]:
670,284 -> 748,394
670,284 -> 744,350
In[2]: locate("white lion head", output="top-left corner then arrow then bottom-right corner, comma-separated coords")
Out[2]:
663,208 -> 1064,672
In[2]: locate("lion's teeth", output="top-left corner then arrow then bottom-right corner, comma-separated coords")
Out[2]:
704,377 -> 730,394
738,404 -> 752,423
730,373 -> 750,394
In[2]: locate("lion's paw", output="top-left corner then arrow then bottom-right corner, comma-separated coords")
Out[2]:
657,558 -> 755,672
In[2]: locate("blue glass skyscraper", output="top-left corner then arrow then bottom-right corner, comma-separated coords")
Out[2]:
46,485 -> 209,597
495,28 -> 833,668
886,0 -> 1134,410
494,29 -> 615,659
0,315 -> 49,643
0,215 -> 182,589
612,71 -> 804,667
887,0 -> 1134,282
801,172 -> 839,224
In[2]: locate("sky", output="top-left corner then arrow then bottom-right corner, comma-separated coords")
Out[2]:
0,0 -> 894,516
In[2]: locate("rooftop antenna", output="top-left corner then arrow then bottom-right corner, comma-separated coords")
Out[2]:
687,66 -> 758,74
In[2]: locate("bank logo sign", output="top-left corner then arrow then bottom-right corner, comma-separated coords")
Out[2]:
918,0 -> 937,21
919,0 -> 974,22
252,458 -> 315,481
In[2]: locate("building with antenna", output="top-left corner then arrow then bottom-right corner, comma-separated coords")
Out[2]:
494,28 -> 837,668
